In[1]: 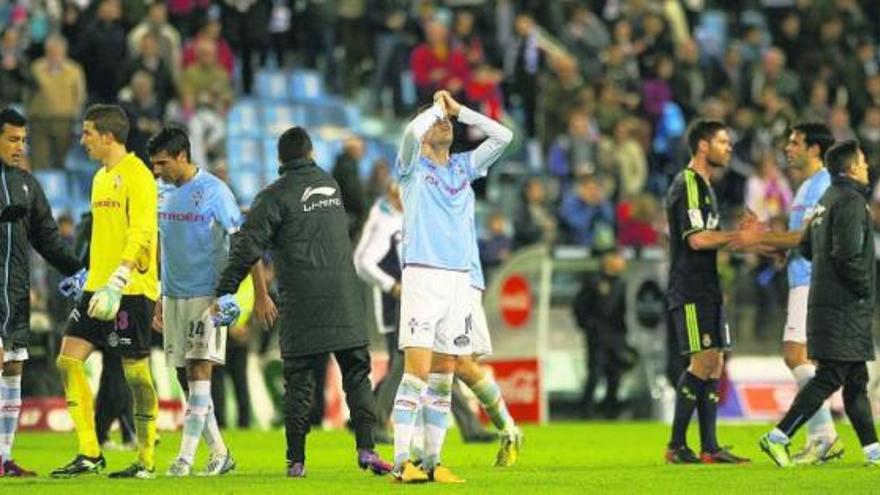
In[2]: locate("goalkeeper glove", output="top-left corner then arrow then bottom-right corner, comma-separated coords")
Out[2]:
59,268 -> 88,300
88,266 -> 131,321
213,294 -> 241,327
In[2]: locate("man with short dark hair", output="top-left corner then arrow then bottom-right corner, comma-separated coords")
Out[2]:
149,125 -> 275,477
734,122 -> 842,463
213,126 -> 392,478
0,107 -> 84,476
52,104 -> 160,479
761,140 -> 880,467
665,119 -> 755,465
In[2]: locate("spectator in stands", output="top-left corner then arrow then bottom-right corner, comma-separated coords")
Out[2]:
539,55 -> 587,148
547,108 -> 600,184
464,64 -> 505,122
616,194 -> 661,248
634,10 -> 674,60
559,174 -> 615,248
757,86 -> 797,149
337,0 -> 370,97
121,71 -> 164,162
265,0 -> 293,69
0,27 -> 32,110
707,45 -> 746,104
122,32 -> 176,111
218,0 -> 270,95
332,136 -> 368,241
179,38 -> 233,116
597,117 -> 647,201
801,79 -> 832,123
776,11 -> 806,70
745,153 -> 792,223
76,0 -> 127,103
671,39 -> 707,120
301,0 -> 341,93
182,15 -> 235,80
28,34 -> 85,170
749,47 -> 802,109
167,0 -> 211,39
604,21 -> 641,92
478,211 -> 512,279
126,1 -> 182,79
186,97 -> 226,170
640,53 -> 675,126
513,176 -> 556,249
369,0 -> 413,117
504,12 -> 565,138
858,105 -> 880,167
452,9 -> 490,67
830,105 -> 856,141
594,82 -> 630,135
410,15 -> 471,103
845,37 -> 880,122
561,3 -> 609,82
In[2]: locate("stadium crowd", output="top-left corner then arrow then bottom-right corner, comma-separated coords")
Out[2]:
3,0 -> 880,420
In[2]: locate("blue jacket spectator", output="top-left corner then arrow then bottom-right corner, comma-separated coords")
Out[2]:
559,175 -> 615,248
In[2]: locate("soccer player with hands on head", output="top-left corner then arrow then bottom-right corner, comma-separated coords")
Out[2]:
390,89 -> 512,483
149,126 -> 275,477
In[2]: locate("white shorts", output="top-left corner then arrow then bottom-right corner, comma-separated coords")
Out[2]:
163,296 -> 227,368
783,285 -> 809,344
471,288 -> 493,357
398,266 -> 473,355
0,337 -> 28,362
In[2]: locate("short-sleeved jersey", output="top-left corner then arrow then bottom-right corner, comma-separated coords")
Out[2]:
85,153 -> 159,300
787,168 -> 831,288
158,169 -> 242,298
666,168 -> 722,308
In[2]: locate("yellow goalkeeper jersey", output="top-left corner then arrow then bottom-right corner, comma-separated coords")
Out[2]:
84,152 -> 159,300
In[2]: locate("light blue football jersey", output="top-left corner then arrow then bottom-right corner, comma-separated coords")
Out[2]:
399,152 -> 480,270
395,105 -> 512,273
788,168 -> 831,288
158,169 -> 242,297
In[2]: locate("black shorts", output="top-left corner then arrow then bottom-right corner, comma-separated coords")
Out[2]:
66,291 -> 155,359
670,302 -> 731,355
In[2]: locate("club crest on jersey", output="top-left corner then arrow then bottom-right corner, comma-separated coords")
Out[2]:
114,175 -> 123,189
192,189 -> 204,208
22,183 -> 28,197
108,331 -> 119,347
702,333 -> 712,347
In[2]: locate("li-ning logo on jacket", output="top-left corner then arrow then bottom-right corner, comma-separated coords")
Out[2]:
301,186 -> 341,212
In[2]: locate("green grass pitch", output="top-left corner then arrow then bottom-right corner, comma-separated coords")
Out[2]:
4,422 -> 879,494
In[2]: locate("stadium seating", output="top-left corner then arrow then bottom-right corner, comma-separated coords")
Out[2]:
255,70 -> 291,101
261,104 -> 308,137
227,136 -> 263,171
227,99 -> 262,139
33,170 -> 70,207
288,69 -> 325,101
228,169 -> 262,208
